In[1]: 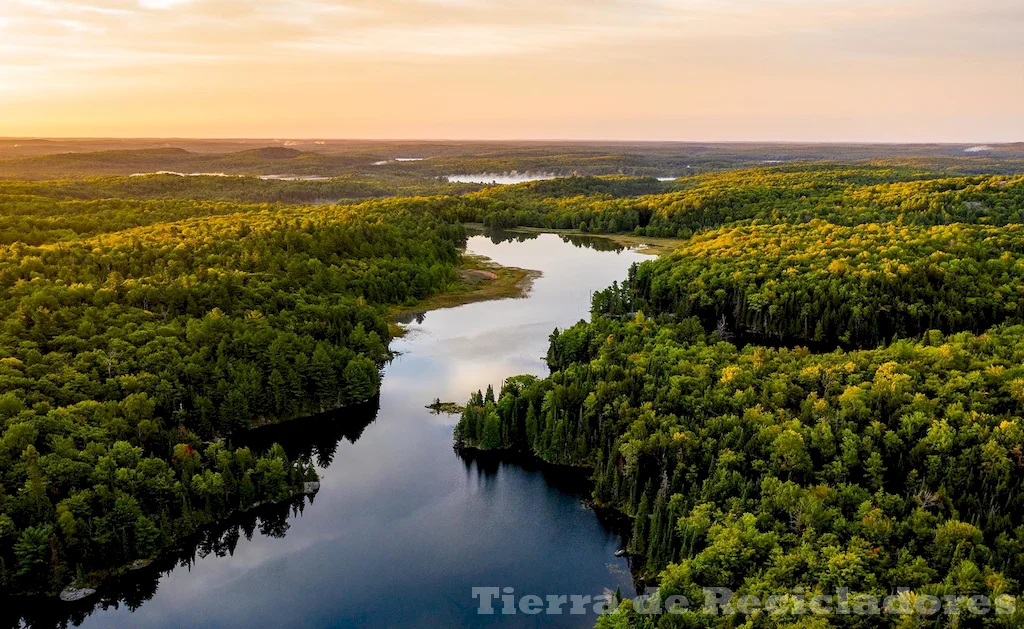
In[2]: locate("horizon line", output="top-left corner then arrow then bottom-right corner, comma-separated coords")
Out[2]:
2,137 -> 1022,147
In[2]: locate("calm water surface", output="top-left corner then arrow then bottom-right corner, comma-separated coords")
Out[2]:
65,233 -> 651,628
446,173 -> 561,185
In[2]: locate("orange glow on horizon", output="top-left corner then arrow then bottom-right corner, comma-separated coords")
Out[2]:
2,0 -> 1022,142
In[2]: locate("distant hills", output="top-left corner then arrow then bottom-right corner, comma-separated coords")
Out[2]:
2,139 -> 1024,180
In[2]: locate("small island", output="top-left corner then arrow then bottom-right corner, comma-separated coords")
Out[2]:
426,399 -> 465,415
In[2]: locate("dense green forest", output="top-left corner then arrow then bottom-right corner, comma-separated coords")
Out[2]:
0,178 -> 475,245
0,183 -> 466,596
0,174 -> 478,205
459,318 -> 1024,626
6,154 -> 1024,622
455,166 -> 1024,627
593,221 -> 1024,348
468,168 -> 1024,236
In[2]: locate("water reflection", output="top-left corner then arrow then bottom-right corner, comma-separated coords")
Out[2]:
446,173 -> 560,185
483,229 -> 542,245
234,398 -> 381,466
393,311 -> 427,326
5,400 -> 382,629
9,499 -> 313,629
28,232 -> 652,629
457,449 -> 621,526
482,228 -> 624,253
559,234 -> 624,252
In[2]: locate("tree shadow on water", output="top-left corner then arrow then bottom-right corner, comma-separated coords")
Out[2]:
4,399 -> 381,629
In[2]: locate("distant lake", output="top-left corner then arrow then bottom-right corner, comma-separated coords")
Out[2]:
257,174 -> 331,181
128,172 -> 331,181
129,171 -> 236,177
374,157 -> 426,165
33,232 -> 652,629
446,173 -> 561,185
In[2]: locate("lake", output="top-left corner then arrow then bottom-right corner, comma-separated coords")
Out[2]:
30,232 -> 652,628
446,173 -> 561,185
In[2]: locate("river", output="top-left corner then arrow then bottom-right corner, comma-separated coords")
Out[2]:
35,232 -> 653,628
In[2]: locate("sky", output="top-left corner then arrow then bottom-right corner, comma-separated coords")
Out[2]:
1,0 -> 1023,142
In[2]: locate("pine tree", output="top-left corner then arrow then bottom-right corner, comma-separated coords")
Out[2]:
310,345 -> 337,404
525,402 -> 539,450
343,356 -> 377,403
221,388 -> 250,433
268,369 -> 287,417
481,406 -> 502,450
629,492 -> 650,556
134,515 -> 160,558
455,406 -> 475,446
646,494 -> 668,573
596,455 -> 617,505
14,526 -> 52,588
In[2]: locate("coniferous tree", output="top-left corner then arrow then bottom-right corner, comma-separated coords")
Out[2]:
629,492 -> 650,557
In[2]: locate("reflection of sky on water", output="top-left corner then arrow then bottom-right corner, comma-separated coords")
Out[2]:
446,173 -> 560,185
77,234 -> 651,629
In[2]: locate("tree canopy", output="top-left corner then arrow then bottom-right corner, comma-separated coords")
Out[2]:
456,165 -> 1024,628
0,185 -> 466,596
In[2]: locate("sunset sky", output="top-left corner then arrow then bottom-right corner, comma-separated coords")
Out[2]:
2,0 -> 1022,141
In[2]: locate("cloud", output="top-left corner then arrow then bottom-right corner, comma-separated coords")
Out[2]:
7,0 -> 1021,66
12,0 -> 136,16
1,0 -> 1021,140
138,0 -> 195,8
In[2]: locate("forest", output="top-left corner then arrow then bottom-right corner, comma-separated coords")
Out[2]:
453,165 -> 1024,627
5,152 -> 1024,625
0,182 -> 467,596
0,174 -> 478,205
6,140 -> 1024,181
468,168 -> 1024,236
592,221 -> 1024,348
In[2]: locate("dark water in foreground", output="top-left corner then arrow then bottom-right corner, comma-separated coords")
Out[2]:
33,233 -> 652,628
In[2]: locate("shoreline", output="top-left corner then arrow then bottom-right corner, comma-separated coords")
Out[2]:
9,481 -> 320,604
25,228 -> 659,608
388,225 -> 683,337
18,399 -> 386,604
494,226 -> 686,256
389,251 -> 541,337
455,444 -> 647,581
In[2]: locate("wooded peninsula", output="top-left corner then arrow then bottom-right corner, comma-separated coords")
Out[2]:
1,141 -> 1023,629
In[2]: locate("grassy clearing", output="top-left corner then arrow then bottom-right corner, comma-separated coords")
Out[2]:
389,252 -> 540,336
387,227 -> 682,338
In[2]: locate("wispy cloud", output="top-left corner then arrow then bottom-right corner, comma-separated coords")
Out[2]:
138,0 -> 196,9
1,0 -> 1021,140
7,0 -> 1020,65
